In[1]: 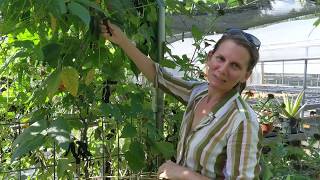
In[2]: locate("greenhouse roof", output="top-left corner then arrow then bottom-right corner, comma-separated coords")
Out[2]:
169,17 -> 320,62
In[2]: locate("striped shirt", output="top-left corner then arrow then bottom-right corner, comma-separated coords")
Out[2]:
154,64 -> 262,179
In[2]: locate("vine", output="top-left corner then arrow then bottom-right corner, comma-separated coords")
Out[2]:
1,0 -> 304,179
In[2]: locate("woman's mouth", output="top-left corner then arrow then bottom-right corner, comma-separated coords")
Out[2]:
212,74 -> 226,83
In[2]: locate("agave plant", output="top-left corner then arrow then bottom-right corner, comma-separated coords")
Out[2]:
281,90 -> 306,119
280,90 -> 306,134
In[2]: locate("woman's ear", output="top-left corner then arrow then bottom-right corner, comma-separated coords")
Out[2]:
203,64 -> 208,80
204,50 -> 214,80
208,50 -> 214,58
206,50 -> 214,63
241,70 -> 252,83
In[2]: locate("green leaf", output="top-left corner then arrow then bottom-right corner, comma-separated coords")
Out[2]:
261,162 -> 273,180
63,114 -> 83,130
283,94 -> 292,116
75,0 -> 104,12
0,50 -> 27,75
57,158 -> 74,179
12,134 -> 46,161
60,67 -> 79,96
12,40 -> 34,49
68,2 -> 90,27
289,95 -> 294,113
100,103 -> 123,121
124,141 -> 145,172
53,0 -> 67,14
42,42 -> 61,67
29,109 -> 47,124
13,119 -> 48,147
107,0 -> 133,14
191,25 -> 203,42
129,60 -> 141,79
161,59 -> 177,69
285,175 -> 309,180
130,93 -> 144,115
154,141 -> 175,159
146,6 -> 157,22
27,87 -> 47,106
47,117 -> 71,150
121,124 -> 137,138
292,90 -> 304,117
313,18 -> 320,27
84,69 -> 95,85
281,90 -> 305,118
46,70 -> 61,98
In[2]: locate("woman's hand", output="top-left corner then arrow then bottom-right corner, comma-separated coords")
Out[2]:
157,160 -> 190,180
157,160 -> 211,180
100,21 -> 127,46
99,20 -> 156,82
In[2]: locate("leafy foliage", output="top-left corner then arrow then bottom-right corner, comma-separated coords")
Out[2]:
252,93 -> 281,124
261,138 -> 320,179
0,0 -> 200,178
2,0 -> 318,179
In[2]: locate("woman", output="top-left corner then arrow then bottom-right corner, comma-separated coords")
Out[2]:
100,22 -> 261,179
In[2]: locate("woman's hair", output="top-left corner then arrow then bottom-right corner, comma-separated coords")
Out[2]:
213,35 -> 260,71
212,34 -> 260,93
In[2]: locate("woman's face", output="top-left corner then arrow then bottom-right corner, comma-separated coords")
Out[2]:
206,39 -> 251,92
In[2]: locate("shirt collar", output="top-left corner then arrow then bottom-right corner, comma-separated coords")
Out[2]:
211,88 -> 239,113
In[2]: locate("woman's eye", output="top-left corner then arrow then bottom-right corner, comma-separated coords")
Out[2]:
215,56 -> 223,61
231,63 -> 240,69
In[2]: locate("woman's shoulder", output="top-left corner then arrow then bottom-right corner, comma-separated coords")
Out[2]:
234,98 -> 259,125
188,82 -> 208,98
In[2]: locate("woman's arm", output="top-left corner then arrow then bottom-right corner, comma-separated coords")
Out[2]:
100,22 -> 202,104
100,22 -> 156,82
158,160 -> 210,180
226,120 -> 261,179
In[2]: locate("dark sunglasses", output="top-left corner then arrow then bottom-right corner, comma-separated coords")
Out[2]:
224,28 -> 261,50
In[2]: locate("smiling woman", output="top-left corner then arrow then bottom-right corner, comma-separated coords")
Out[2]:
100,21 -> 262,179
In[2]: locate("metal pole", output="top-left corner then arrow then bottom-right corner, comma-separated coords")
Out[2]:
301,48 -> 309,118
117,121 -> 120,178
18,124 -> 21,180
101,118 -> 106,177
301,59 -> 308,118
153,0 -> 165,167
53,141 -> 56,180
153,0 -> 165,132
282,60 -> 284,85
261,62 -> 264,84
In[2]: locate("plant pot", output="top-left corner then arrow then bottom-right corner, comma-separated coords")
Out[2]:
289,118 -> 300,134
280,118 -> 300,134
260,123 -> 273,135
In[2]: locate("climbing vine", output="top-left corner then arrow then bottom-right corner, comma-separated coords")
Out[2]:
1,0 -> 319,179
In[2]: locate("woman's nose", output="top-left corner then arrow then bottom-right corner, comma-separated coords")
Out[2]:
218,62 -> 228,74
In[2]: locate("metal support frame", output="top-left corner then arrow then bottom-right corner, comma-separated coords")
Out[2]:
153,0 -> 165,132
301,48 -> 309,117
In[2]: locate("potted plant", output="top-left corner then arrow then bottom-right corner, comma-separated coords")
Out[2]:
252,93 -> 281,135
280,90 -> 306,134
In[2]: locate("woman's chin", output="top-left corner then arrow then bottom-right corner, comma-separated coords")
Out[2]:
208,82 -> 222,89
208,81 -> 223,87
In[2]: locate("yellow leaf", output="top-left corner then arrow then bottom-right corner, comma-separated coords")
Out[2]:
49,13 -> 57,33
85,69 -> 95,85
61,67 -> 79,96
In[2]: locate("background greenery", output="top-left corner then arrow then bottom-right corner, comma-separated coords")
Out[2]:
0,0 -> 320,179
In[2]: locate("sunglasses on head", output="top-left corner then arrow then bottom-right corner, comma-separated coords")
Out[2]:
224,28 -> 261,50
